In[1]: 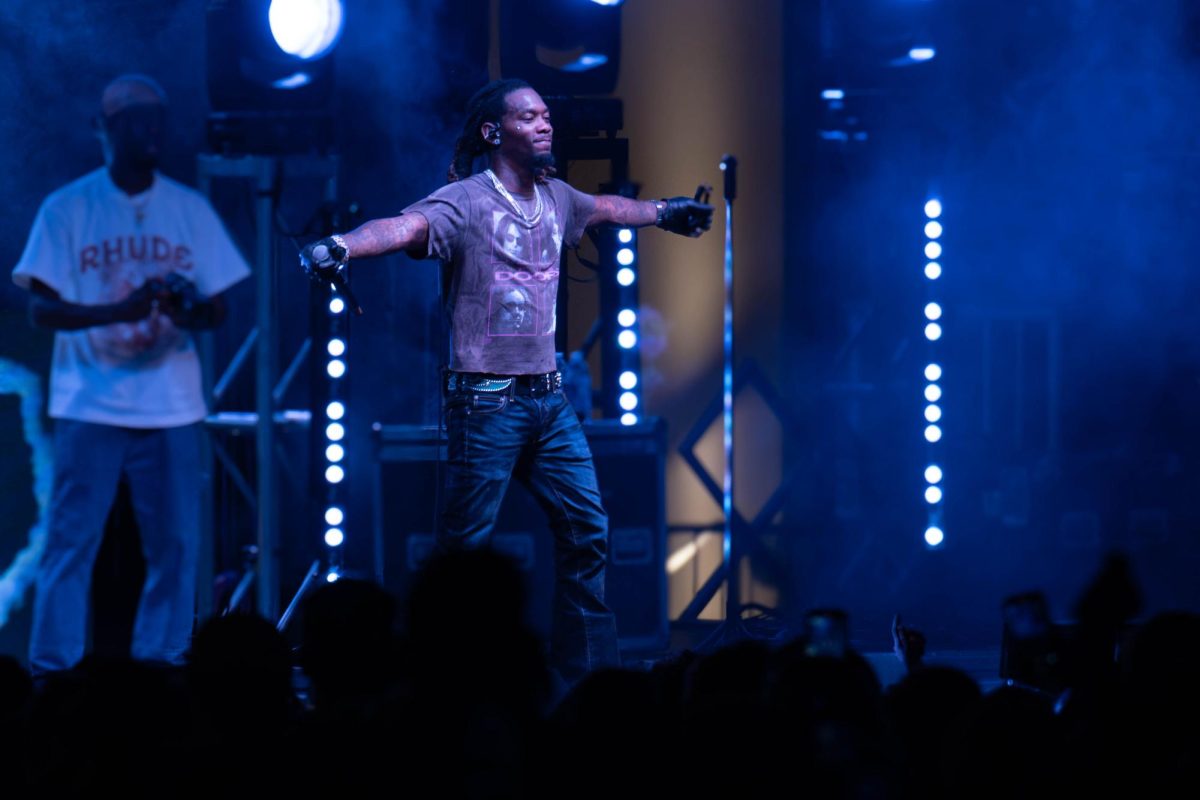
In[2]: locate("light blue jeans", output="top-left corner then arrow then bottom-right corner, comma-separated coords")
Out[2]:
29,420 -> 201,673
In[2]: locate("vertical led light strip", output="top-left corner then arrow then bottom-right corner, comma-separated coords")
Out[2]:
615,228 -> 642,425
323,291 -> 348,581
923,198 -> 945,549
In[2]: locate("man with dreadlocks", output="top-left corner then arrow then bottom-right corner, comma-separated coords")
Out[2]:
300,78 -> 712,683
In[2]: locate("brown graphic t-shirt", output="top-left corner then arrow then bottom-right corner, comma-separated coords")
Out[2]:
403,173 -> 595,375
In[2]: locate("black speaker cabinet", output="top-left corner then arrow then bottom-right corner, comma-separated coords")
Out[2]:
371,418 -> 668,652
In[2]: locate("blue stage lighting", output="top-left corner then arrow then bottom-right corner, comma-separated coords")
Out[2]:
925,302 -> 942,320
621,412 -> 638,426
619,370 -> 638,390
618,309 -> 637,327
325,422 -> 345,441
925,363 -> 942,381
924,526 -> 944,546
324,527 -> 344,547
618,228 -> 633,243
925,262 -> 942,280
925,199 -> 942,219
925,465 -> 943,484
619,391 -> 638,411
617,267 -> 635,286
617,248 -> 635,266
925,323 -> 942,341
925,404 -> 942,423
925,220 -> 943,239
326,443 -> 345,462
327,338 -> 346,356
925,424 -> 942,443
324,506 -> 344,526
925,241 -> 942,260
327,358 -> 346,378
329,297 -> 345,314
618,330 -> 638,349
909,47 -> 936,62
326,401 -> 345,420
925,384 -> 942,402
325,464 -> 345,483
925,486 -> 943,504
822,88 -> 846,100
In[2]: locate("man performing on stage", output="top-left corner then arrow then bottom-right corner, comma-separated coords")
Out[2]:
13,75 -> 249,673
301,78 -> 711,683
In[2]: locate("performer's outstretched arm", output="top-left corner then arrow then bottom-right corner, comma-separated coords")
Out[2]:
588,196 -> 658,228
340,213 -> 429,258
587,190 -> 714,238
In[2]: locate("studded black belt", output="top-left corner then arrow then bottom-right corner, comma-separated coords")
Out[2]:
444,370 -> 563,397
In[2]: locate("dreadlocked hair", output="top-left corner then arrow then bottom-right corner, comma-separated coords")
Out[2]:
446,78 -> 555,184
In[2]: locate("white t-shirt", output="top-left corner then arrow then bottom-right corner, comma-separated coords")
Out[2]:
12,168 -> 250,428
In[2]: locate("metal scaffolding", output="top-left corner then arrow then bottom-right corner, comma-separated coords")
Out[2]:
195,153 -> 339,622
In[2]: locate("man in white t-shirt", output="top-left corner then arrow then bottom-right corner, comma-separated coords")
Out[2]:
11,75 -> 250,674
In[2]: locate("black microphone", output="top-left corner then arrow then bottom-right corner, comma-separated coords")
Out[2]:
311,243 -> 364,316
720,154 -> 737,201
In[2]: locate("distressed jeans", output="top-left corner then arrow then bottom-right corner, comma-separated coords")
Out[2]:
439,386 -> 620,684
29,420 -> 200,674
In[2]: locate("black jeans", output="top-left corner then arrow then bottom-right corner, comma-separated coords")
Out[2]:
440,385 -> 620,683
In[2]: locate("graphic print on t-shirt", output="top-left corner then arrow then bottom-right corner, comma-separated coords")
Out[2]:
82,233 -> 192,364
486,205 -> 564,338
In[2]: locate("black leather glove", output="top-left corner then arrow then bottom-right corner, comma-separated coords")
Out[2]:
300,236 -> 349,284
655,186 -> 714,237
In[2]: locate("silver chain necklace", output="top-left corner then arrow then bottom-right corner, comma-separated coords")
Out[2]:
485,169 -> 543,225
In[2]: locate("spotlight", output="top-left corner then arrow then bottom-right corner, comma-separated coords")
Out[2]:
324,506 -> 344,526
925,220 -> 943,239
924,526 -> 944,546
326,443 -> 345,462
925,302 -> 942,320
327,359 -> 346,378
326,422 -> 345,441
617,248 -> 635,266
327,338 -> 346,356
925,486 -> 943,504
325,464 -> 345,483
925,363 -> 942,381
925,465 -> 943,484
925,323 -> 942,341
925,404 -> 942,423
617,308 -> 637,327
619,391 -> 638,411
909,47 -> 936,62
620,412 -> 638,426
326,401 -> 345,420
925,199 -> 942,219
324,527 -> 344,547
619,371 -> 638,390
925,262 -> 942,280
925,241 -> 942,260
616,268 -> 636,286
618,330 -> 637,349
268,0 -> 344,59
925,384 -> 942,402
618,228 -> 633,243
208,1 -> 344,106
925,424 -> 942,443
329,297 -> 345,314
